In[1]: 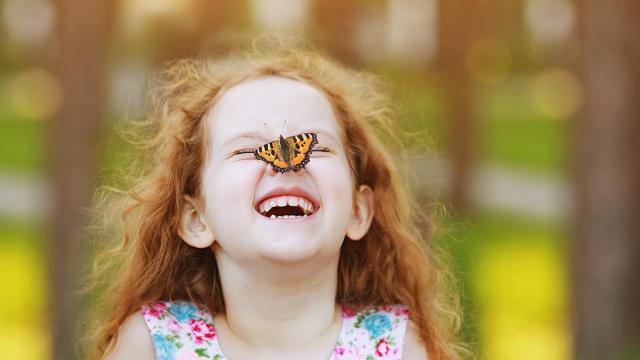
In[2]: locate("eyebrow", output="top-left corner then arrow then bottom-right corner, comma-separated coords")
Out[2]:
221,129 -> 340,148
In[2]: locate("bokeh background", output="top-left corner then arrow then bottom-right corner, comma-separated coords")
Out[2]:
0,0 -> 638,359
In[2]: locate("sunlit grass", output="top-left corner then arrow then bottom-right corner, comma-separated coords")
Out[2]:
437,212 -> 570,359
0,322 -> 49,360
474,240 -> 569,360
0,117 -> 44,174
0,221 -> 49,360
376,69 -> 568,173
478,80 -> 568,173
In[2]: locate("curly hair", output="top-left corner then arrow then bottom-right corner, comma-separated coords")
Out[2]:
83,37 -> 463,359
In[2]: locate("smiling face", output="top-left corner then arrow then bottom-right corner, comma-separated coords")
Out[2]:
180,76 -> 373,270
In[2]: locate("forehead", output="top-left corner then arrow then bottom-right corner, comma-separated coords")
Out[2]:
207,76 -> 341,147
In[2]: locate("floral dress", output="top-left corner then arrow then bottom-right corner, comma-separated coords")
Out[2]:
142,301 -> 410,359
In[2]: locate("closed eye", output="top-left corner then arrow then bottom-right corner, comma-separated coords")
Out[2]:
317,145 -> 333,152
311,146 -> 333,155
227,148 -> 255,159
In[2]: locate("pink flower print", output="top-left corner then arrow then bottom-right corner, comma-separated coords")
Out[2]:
333,346 -> 363,360
168,319 -> 182,332
188,319 -> 215,345
394,306 -> 409,317
375,338 -> 390,357
342,305 -> 358,318
143,302 -> 167,318
381,305 -> 393,313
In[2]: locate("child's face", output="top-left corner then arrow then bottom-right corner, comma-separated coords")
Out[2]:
191,76 -> 373,267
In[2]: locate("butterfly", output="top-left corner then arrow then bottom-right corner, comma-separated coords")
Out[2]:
254,132 -> 319,173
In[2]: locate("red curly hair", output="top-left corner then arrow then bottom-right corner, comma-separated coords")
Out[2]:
84,38 -> 463,359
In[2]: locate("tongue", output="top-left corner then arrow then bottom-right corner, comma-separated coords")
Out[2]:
266,205 -> 305,217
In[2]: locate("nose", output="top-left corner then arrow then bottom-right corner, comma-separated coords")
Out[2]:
265,163 -> 278,176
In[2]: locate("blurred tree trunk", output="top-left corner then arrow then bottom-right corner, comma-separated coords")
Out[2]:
50,0 -> 114,358
436,0 -> 478,212
310,0 -> 366,66
436,0 -> 514,212
573,0 -> 640,359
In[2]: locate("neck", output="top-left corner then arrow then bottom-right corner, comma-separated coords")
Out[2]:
214,255 -> 342,354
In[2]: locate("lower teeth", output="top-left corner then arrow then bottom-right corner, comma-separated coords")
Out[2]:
269,215 -> 306,219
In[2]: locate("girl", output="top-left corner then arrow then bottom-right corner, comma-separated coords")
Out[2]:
87,39 -> 462,359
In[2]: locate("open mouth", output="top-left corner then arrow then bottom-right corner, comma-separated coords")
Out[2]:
256,195 -> 316,219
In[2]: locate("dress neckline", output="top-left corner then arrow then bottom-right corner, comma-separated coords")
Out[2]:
207,305 -> 348,360
142,301 -> 410,359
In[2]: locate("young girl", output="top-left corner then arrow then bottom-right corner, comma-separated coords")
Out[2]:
87,39 -> 461,359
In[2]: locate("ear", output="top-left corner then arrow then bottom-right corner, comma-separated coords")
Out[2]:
346,185 -> 375,241
179,196 -> 215,248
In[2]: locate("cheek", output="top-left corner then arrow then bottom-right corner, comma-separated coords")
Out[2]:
308,158 -> 354,211
202,161 -> 264,222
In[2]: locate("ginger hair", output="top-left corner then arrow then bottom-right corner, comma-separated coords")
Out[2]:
83,38 -> 463,359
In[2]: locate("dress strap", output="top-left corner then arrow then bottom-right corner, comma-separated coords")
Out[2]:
332,304 -> 410,359
141,301 -> 226,360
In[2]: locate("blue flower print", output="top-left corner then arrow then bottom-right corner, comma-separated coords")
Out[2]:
362,313 -> 392,338
151,334 -> 177,360
169,302 -> 198,323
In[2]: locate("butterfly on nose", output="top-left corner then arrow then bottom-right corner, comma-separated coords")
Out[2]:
254,133 -> 318,173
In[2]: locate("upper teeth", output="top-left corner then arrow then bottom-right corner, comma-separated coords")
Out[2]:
258,195 -> 315,215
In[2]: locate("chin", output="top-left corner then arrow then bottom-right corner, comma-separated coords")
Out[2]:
256,239 -> 322,264
254,235 -> 342,267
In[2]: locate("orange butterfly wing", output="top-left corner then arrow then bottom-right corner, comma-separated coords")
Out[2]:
286,133 -> 318,169
254,139 -> 290,172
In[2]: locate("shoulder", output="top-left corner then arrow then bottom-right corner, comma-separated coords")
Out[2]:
104,312 -> 155,360
402,319 -> 429,360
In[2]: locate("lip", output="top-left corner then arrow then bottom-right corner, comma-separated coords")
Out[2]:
254,186 -> 320,214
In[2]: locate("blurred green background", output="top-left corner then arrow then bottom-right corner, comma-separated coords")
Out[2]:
1,0 -> 638,359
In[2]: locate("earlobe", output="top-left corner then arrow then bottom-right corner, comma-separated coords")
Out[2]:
179,196 -> 215,248
346,185 -> 375,241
